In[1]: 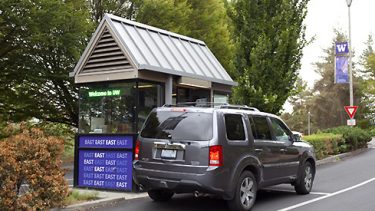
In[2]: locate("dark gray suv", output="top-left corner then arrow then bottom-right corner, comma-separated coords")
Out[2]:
133,105 -> 316,211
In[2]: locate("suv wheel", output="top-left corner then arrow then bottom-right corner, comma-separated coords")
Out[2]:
148,189 -> 174,202
294,162 -> 314,194
227,171 -> 257,211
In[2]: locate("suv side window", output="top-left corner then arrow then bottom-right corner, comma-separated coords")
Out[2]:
270,117 -> 292,142
249,115 -> 272,140
224,114 -> 246,141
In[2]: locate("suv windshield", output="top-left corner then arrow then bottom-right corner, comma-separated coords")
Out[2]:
140,111 -> 213,141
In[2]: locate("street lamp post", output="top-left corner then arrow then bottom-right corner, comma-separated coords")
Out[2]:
308,111 -> 311,135
347,0 -> 354,107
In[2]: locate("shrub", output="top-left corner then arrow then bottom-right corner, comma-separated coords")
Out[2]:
0,123 -> 68,210
323,126 -> 372,150
342,127 -> 372,150
303,133 -> 344,159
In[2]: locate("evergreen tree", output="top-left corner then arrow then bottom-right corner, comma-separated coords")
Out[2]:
308,32 -> 366,129
229,0 -> 309,114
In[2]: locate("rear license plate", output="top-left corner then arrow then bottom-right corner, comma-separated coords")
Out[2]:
161,149 -> 177,159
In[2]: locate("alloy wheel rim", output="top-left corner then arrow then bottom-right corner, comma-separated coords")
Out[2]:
240,177 -> 255,209
304,166 -> 313,190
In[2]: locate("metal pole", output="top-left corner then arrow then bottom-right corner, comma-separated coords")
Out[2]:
308,111 -> 311,135
348,2 -> 354,107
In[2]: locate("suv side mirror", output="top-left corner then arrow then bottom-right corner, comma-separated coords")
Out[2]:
293,134 -> 301,142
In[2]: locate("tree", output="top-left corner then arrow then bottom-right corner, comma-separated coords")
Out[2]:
186,0 -> 235,75
136,0 -> 235,75
0,0 -> 93,126
88,0 -> 141,23
308,31 -> 367,129
361,35 -> 375,123
281,77 -> 314,134
135,0 -> 192,36
229,0 -> 309,114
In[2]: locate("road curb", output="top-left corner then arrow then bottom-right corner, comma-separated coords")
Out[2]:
54,197 -> 126,211
316,147 -> 368,166
53,192 -> 148,211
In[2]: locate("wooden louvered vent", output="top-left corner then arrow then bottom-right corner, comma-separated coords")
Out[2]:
82,28 -> 133,73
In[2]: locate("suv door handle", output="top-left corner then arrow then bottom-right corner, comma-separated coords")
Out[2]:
279,148 -> 287,152
255,149 -> 263,153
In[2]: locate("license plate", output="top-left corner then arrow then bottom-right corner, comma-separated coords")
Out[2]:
161,149 -> 177,159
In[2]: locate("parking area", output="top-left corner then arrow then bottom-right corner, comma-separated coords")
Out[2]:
86,147 -> 375,211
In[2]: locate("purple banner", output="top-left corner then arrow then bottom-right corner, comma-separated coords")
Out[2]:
335,56 -> 349,84
79,135 -> 133,149
336,42 -> 349,54
77,150 -> 133,191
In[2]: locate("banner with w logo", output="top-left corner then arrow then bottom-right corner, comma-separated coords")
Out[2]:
335,42 -> 349,84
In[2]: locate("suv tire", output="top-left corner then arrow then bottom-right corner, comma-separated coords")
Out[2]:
294,162 -> 314,194
148,189 -> 174,202
227,171 -> 257,211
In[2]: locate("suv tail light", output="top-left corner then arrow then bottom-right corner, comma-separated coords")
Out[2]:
134,140 -> 140,160
209,145 -> 223,166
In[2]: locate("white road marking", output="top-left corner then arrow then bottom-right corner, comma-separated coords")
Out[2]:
262,188 -> 330,195
278,177 -> 375,211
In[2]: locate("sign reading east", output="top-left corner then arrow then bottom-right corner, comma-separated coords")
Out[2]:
77,150 -> 133,191
79,135 -> 133,149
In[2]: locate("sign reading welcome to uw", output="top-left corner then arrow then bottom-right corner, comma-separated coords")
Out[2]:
75,135 -> 133,191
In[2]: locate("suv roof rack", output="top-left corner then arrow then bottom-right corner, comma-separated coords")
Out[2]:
219,105 -> 260,112
163,102 -> 228,108
162,102 -> 260,111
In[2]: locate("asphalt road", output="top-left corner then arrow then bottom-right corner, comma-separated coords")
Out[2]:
90,146 -> 375,211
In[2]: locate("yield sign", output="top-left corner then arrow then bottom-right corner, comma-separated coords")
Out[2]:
344,106 -> 358,119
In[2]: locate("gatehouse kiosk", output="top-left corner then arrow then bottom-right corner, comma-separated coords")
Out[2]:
70,13 -> 236,191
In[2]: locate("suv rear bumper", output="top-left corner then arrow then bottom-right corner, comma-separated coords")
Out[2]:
133,162 -> 231,199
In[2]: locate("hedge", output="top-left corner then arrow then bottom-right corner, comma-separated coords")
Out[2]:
304,127 -> 372,160
303,133 -> 344,160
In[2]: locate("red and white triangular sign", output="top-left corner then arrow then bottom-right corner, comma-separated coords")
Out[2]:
344,106 -> 358,119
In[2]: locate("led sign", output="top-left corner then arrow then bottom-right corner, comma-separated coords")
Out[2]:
88,89 -> 121,97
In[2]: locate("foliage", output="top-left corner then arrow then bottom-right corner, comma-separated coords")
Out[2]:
88,0 -> 141,23
136,0 -> 192,36
304,126 -> 372,159
0,0 -> 94,127
65,190 -> 99,205
281,77 -> 314,134
0,123 -> 68,210
342,127 -> 372,150
283,31 -> 370,132
361,35 -> 375,123
303,133 -> 344,159
229,0 -> 309,114
136,0 -> 235,75
308,31 -> 366,130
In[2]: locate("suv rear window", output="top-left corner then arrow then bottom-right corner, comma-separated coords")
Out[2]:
140,111 -> 213,141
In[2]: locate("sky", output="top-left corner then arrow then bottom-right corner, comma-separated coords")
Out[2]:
301,0 -> 375,87
283,0 -> 375,113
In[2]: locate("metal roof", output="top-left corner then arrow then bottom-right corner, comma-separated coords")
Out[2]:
72,13 -> 236,86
